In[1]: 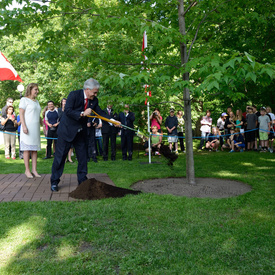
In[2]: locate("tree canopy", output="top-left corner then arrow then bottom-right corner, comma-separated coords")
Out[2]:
0,0 -> 274,111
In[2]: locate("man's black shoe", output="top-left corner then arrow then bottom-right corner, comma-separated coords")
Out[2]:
51,185 -> 59,192
92,159 -> 98,163
43,157 -> 52,159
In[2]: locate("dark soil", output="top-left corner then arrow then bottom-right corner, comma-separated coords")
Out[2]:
132,177 -> 252,198
69,178 -> 141,200
159,144 -> 178,166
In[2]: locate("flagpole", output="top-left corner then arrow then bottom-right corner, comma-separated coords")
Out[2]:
147,101 -> 151,163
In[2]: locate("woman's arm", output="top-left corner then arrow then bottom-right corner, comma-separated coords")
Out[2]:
1,117 -> 8,126
19,108 -> 28,134
156,115 -> 162,125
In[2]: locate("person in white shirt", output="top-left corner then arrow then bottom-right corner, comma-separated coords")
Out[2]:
198,110 -> 212,150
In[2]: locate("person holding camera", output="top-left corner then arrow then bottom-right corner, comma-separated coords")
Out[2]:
1,105 -> 18,159
44,100 -> 59,159
150,108 -> 162,133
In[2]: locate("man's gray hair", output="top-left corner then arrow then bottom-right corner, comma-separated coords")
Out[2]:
83,78 -> 100,90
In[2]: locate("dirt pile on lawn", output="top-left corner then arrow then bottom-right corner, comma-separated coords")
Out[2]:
69,178 -> 141,200
159,144 -> 178,166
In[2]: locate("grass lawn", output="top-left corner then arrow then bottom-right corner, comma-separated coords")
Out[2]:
0,137 -> 274,274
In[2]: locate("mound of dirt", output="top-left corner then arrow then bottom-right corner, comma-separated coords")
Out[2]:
69,178 -> 141,200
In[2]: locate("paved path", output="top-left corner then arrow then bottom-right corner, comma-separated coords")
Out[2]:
0,174 -> 115,202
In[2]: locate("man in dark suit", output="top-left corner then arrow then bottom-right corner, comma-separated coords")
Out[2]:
118,104 -> 135,161
50,78 -> 120,192
101,104 -> 118,161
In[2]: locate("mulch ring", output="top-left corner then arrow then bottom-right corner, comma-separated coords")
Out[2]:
131,177 -> 252,198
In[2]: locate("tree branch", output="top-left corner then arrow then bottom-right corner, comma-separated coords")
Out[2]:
100,60 -> 181,69
183,1 -> 197,16
187,0 -> 232,62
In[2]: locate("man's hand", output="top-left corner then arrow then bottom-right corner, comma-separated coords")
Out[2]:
84,108 -> 92,116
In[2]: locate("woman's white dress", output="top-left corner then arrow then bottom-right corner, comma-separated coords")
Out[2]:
19,97 -> 41,151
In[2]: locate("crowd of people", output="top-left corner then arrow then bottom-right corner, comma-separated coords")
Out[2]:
199,106 -> 275,153
0,79 -> 274,188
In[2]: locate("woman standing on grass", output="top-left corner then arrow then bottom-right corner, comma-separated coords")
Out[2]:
19,83 -> 42,178
1,106 -> 18,159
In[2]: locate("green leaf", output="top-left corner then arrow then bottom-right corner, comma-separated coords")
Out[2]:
245,72 -> 257,83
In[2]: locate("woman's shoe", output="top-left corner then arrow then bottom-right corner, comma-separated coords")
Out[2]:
32,172 -> 41,178
25,172 -> 34,179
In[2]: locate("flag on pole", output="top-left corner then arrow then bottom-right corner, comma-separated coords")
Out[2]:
0,52 -> 22,82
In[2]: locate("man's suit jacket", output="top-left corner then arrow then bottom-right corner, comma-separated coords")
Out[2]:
118,111 -> 135,135
101,108 -> 118,135
57,89 -> 110,142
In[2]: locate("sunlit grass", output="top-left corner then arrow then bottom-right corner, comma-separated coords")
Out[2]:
0,138 -> 274,274
0,216 -> 45,269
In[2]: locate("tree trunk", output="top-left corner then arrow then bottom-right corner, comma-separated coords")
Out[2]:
178,0 -> 196,184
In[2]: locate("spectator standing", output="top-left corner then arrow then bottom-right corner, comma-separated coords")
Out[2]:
150,108 -> 162,133
95,118 -> 103,156
266,106 -> 275,153
177,110 -> 185,153
1,106 -> 17,159
102,104 -> 118,161
44,101 -> 59,159
19,83 -> 41,179
1,97 -> 14,116
16,114 -> 23,159
226,111 -> 236,130
235,109 -> 246,135
58,98 -> 74,162
253,105 -> 261,149
224,107 -> 232,140
198,110 -> 212,150
87,117 -> 98,163
165,108 -> 178,154
41,106 -> 48,158
118,104 -> 135,161
258,107 -> 271,152
246,106 -> 258,151
217,112 -> 227,147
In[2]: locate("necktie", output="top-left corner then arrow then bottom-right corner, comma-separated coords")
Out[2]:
84,98 -> 88,110
108,109 -> 111,115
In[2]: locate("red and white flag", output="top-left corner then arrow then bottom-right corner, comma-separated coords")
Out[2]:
0,51 -> 22,82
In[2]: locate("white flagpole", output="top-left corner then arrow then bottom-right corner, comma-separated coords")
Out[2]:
142,31 -> 151,163
147,101 -> 151,163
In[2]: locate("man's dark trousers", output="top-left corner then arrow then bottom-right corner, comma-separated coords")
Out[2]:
46,128 -> 58,158
51,131 -> 88,186
121,131 -> 134,160
102,132 -> 116,160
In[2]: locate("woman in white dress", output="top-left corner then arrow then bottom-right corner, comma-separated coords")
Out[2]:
19,83 -> 41,178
